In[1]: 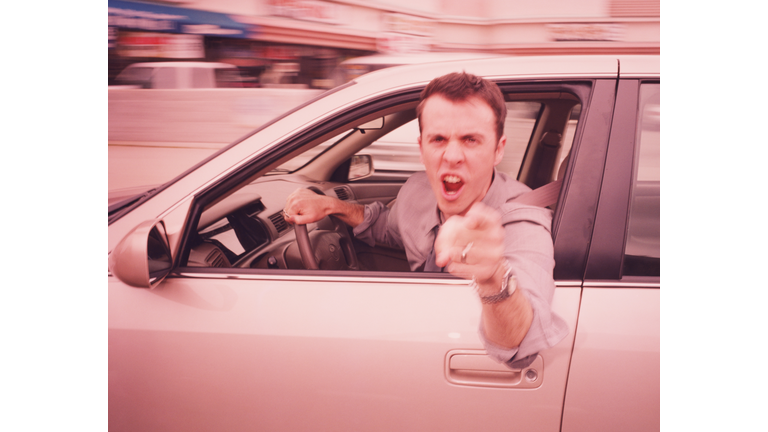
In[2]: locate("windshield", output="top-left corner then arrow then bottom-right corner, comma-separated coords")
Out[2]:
267,129 -> 355,174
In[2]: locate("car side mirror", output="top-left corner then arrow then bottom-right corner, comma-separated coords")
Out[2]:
348,154 -> 374,181
109,220 -> 173,288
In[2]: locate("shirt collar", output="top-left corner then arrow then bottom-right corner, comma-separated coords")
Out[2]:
480,168 -> 507,209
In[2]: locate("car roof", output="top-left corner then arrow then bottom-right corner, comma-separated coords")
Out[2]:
348,54 -> 658,92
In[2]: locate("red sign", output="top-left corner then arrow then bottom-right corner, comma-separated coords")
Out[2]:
117,31 -> 204,58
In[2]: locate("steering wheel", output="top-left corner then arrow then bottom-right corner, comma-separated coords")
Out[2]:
294,215 -> 358,270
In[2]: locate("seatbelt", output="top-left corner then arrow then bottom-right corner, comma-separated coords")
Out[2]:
510,179 -> 562,208
387,178 -> 563,209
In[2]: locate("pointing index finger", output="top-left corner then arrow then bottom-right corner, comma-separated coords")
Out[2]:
464,202 -> 501,232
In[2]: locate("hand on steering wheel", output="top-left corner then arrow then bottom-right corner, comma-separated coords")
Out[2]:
284,188 -> 358,271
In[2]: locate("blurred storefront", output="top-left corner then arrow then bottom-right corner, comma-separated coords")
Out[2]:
109,0 -> 659,88
108,0 -> 256,84
108,0 -> 375,88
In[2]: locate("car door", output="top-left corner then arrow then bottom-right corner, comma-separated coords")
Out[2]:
108,76 -> 620,431
561,79 -> 661,432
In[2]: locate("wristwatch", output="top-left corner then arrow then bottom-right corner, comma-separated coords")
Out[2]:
470,260 -> 516,304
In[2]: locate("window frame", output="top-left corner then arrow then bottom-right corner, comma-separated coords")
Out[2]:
584,79 -> 660,282
172,79 -> 612,282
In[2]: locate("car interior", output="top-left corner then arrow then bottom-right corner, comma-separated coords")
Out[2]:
183,89 -> 583,273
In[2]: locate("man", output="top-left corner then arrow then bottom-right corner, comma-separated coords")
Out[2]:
284,72 -> 567,368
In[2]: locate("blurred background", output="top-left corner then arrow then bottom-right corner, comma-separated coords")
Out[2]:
108,0 -> 660,195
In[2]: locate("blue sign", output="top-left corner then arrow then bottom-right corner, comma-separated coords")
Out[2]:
108,0 -> 254,38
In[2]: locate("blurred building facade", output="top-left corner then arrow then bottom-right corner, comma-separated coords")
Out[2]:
108,0 -> 659,88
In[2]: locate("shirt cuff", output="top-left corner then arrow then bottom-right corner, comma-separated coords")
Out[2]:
351,203 -> 382,247
478,322 -> 537,369
477,322 -> 518,363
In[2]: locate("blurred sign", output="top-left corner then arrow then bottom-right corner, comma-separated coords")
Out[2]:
383,13 -> 434,37
267,0 -> 347,25
108,0 -> 252,38
256,45 -> 304,60
117,32 -> 204,58
109,26 -> 118,48
546,23 -> 625,41
377,33 -> 431,54
378,13 -> 433,54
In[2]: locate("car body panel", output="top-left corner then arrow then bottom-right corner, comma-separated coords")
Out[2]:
109,274 -> 581,431
561,285 -> 660,432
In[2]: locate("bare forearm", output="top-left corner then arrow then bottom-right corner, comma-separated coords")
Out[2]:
472,260 -> 534,349
481,288 -> 533,349
327,198 -> 365,227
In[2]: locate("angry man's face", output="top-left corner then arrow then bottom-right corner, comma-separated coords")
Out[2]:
418,94 -> 506,219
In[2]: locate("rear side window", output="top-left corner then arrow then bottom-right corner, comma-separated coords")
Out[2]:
623,83 -> 660,276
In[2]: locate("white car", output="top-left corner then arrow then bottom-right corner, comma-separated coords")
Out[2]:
112,61 -> 244,89
109,54 -> 659,431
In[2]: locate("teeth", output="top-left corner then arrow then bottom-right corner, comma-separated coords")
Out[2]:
443,175 -> 463,195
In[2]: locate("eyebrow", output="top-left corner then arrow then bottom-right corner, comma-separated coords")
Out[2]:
425,132 -> 486,141
424,133 -> 446,141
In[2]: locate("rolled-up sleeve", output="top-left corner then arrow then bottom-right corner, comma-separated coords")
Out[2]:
352,201 -> 404,250
479,203 -> 569,368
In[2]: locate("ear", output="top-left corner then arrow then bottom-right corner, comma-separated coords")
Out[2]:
418,135 -> 424,165
493,135 -> 506,166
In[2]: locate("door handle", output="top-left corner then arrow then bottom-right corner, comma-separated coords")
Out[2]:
445,350 -> 543,388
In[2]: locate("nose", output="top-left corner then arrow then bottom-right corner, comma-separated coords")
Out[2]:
442,138 -> 464,166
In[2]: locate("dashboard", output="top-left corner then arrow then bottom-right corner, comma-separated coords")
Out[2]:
186,175 -> 364,271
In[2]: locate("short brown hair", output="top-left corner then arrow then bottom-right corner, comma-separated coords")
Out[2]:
416,72 -> 507,141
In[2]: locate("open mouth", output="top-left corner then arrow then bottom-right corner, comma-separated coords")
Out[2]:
442,174 -> 464,195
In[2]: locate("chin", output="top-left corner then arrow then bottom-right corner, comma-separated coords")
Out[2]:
438,200 -> 468,219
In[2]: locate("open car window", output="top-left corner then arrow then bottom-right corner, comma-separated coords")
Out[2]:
183,87 -> 585,271
270,99 -> 580,180
268,129 -> 352,174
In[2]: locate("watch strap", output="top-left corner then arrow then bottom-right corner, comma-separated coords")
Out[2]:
471,260 -> 516,304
